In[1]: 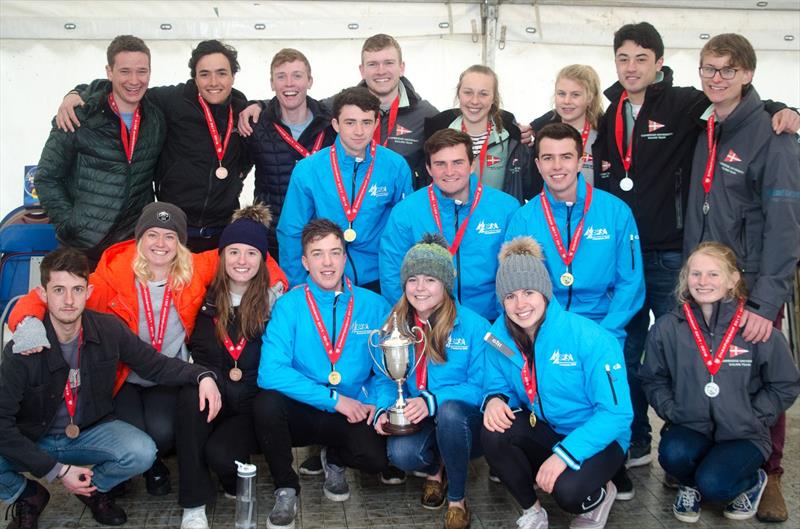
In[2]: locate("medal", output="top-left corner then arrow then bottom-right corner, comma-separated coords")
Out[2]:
704,381 -> 720,398
529,413 -> 537,428
560,272 -> 574,287
229,366 -> 243,381
539,182 -> 593,290
65,422 -> 80,439
619,176 -> 634,192
330,141 -> 377,242
108,93 -> 141,164
274,123 -> 325,158
343,227 -> 357,243
215,317 -> 248,382
374,95 -> 400,147
306,278 -> 354,386
461,120 -> 493,179
428,180 -> 483,256
701,114 -> 719,217
328,370 -> 342,385
520,351 -> 538,429
614,91 -> 635,192
216,166 -> 228,179
139,282 -> 173,353
197,93 -> 233,181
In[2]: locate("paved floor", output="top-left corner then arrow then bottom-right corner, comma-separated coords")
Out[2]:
26,404 -> 800,528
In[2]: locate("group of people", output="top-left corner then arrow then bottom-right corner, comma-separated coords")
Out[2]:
1,18 -> 799,529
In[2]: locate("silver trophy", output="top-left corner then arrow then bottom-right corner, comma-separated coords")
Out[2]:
368,312 -> 427,435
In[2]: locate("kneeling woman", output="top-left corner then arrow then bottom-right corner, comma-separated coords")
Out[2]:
374,235 -> 489,529
481,237 -> 631,529
640,242 -> 799,523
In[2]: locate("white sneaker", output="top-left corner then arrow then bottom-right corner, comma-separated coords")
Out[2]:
517,504 -> 548,529
181,506 -> 209,529
569,481 -> 617,529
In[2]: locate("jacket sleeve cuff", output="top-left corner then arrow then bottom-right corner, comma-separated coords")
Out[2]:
44,463 -> 63,483
373,408 -> 386,425
480,393 -> 509,413
196,370 -> 217,384
419,390 -> 437,416
553,443 -> 581,471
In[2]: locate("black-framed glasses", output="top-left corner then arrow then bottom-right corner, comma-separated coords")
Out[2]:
699,66 -> 739,80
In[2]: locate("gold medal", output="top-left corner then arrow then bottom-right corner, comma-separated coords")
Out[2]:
328,370 -> 342,385
65,423 -> 80,439
343,228 -> 357,243
529,413 -> 537,428
560,272 -> 574,287
229,367 -> 243,381
215,166 -> 228,179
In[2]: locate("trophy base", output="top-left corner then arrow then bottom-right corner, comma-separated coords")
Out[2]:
385,421 -> 422,436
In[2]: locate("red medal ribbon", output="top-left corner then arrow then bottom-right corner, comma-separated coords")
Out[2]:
273,123 -> 325,158
461,120 -> 493,178
330,141 -> 378,225
197,94 -> 233,166
138,282 -> 173,353
579,118 -> 591,164
539,182 -> 593,269
428,182 -> 483,256
414,316 -> 428,391
107,93 -> 141,164
305,278 -> 354,368
213,317 -> 248,363
614,90 -> 634,175
63,329 -> 83,424
702,114 -> 719,195
374,95 -> 400,146
520,352 -> 537,409
682,299 -> 745,376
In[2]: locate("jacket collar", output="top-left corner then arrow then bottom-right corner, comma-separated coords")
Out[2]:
333,136 -> 375,167
265,95 -> 331,124
431,174 -> 480,208
604,65 -> 675,106
541,173 -> 588,211
42,311 -> 103,372
304,277 -> 353,306
697,85 -> 762,131
184,79 -> 233,108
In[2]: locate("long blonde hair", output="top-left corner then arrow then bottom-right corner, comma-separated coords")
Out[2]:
133,237 -> 193,290
676,242 -> 747,305
554,64 -> 604,130
387,293 -> 457,364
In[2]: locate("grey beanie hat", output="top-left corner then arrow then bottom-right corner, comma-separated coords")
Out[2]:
496,236 -> 553,302
400,233 -> 456,295
135,202 -> 188,244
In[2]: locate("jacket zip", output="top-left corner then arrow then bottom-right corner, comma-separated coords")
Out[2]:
344,160 -> 362,285
530,343 -> 548,422
330,292 -> 340,370
454,202 -> 463,303
604,364 -> 619,405
674,168 -> 683,230
629,234 -> 635,269
740,215 -> 748,265
565,204 -> 574,311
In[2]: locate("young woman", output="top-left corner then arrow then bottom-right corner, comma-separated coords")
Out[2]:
177,205 -> 281,529
530,64 -> 604,191
481,236 -> 631,529
424,65 -> 531,202
8,202 -> 287,497
640,242 -> 799,523
373,234 -> 488,529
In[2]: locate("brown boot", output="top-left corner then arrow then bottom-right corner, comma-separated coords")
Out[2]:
7,481 -> 50,529
757,472 -> 788,522
444,502 -> 471,529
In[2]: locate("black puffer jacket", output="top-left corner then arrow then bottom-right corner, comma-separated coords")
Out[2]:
36,79 -> 166,252
245,97 -> 335,259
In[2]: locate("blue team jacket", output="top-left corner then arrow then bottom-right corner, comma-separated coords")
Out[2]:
277,136 -> 413,287
379,175 -> 518,320
482,299 -> 633,469
505,174 -> 644,343
258,280 -> 391,412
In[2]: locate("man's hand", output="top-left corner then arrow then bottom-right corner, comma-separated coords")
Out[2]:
483,397 -> 515,433
198,377 -> 222,422
402,397 -> 429,424
739,309 -> 773,343
374,413 -> 390,435
237,103 -> 263,136
56,93 -> 85,132
535,454 -> 567,494
771,108 -> 800,134
61,465 -> 96,496
518,122 -> 534,146
334,395 -> 373,423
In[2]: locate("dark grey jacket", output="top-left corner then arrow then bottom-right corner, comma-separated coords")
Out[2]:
640,300 -> 800,459
682,87 -> 800,321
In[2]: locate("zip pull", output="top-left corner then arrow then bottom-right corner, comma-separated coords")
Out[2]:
604,364 -> 619,405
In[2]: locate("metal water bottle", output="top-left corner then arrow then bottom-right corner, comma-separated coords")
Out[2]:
234,461 -> 257,529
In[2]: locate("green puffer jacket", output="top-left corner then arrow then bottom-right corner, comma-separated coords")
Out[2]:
35,79 -> 166,251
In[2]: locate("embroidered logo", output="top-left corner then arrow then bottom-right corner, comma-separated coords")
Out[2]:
351,321 -> 372,335
729,345 -> 750,358
368,183 -> 388,197
475,220 -> 502,235
486,154 -> 501,167
584,226 -> 610,241
601,160 -> 611,171
724,149 -> 742,163
395,124 -> 412,136
549,350 -> 577,367
157,211 -> 171,222
446,336 -> 468,350
648,120 -> 665,132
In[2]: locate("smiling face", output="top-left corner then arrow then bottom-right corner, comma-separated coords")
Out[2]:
223,243 -> 262,290
194,52 -> 234,105
554,77 -> 589,127
700,53 -> 753,117
687,252 -> 739,306
140,227 -> 178,270
427,143 -> 472,202
614,40 -> 663,102
302,233 -> 347,291
271,59 -> 313,113
535,137 -> 581,202
503,289 -> 547,338
405,274 -> 445,321
106,51 -> 150,113
458,71 -> 495,128
359,46 -> 405,100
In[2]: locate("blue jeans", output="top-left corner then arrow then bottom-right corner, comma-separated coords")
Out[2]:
387,400 -> 482,501
658,424 -> 764,502
624,250 -> 683,446
0,420 -> 156,502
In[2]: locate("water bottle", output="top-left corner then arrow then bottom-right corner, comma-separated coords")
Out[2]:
234,460 -> 257,529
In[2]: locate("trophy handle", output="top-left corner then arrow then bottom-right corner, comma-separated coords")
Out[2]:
408,325 -> 427,375
367,329 -> 390,378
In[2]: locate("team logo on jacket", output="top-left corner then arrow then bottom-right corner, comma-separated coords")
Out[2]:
476,220 -> 502,235
648,120 -> 665,132
583,226 -> 610,241
368,184 -> 389,197
350,321 -> 372,335
395,124 -> 412,136
728,345 -> 749,358
549,350 -> 576,367
486,154 -> 501,167
724,149 -> 742,163
601,160 -> 611,172
446,336 -> 468,350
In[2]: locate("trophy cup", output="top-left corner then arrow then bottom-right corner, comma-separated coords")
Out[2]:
368,312 -> 426,435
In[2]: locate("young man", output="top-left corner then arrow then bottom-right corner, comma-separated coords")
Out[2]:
277,87 -> 412,291
682,33 -> 800,522
245,48 -> 337,260
35,35 -> 165,266
253,219 -> 390,529
380,129 -> 519,320
592,22 -> 799,471
0,248 -> 221,528
57,40 -> 251,252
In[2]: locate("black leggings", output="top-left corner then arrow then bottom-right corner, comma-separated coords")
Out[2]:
481,410 -> 624,514
113,383 -> 178,456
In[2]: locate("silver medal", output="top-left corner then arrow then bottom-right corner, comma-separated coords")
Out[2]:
620,177 -> 634,192
704,381 -> 720,398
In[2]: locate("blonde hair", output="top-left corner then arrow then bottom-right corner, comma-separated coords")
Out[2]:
676,242 -> 747,305
387,292 -> 457,364
456,65 -> 504,134
555,64 -> 604,130
133,238 -> 193,290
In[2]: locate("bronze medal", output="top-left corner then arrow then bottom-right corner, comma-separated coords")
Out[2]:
216,166 -> 228,179
65,423 -> 80,439
229,367 -> 243,381
328,370 -> 342,385
560,272 -> 574,287
343,228 -> 357,243
529,413 -> 537,428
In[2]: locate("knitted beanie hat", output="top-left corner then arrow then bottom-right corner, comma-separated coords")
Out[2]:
400,233 -> 456,295
218,204 -> 272,257
495,236 -> 553,302
135,202 -> 188,244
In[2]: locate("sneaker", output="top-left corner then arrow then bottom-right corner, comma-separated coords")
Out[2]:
421,476 -> 447,510
380,466 -> 407,485
516,504 -> 548,529
6,481 -> 50,529
757,471 -> 788,522
298,449 -> 324,476
76,490 -> 127,526
724,468 -> 767,520
569,481 -> 617,529
612,468 -> 635,501
267,488 -> 298,529
444,502 -> 471,529
320,447 -> 350,502
180,506 -> 209,529
144,457 -> 171,496
663,473 -> 680,490
625,442 -> 652,468
672,486 -> 701,523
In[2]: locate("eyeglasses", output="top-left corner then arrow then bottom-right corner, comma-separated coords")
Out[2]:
698,66 -> 739,80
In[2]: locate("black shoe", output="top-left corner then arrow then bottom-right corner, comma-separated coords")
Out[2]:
613,467 -> 635,501
75,491 -> 127,526
380,466 -> 407,485
6,481 -> 50,529
108,479 -> 132,499
144,458 -> 171,496
299,453 -> 324,476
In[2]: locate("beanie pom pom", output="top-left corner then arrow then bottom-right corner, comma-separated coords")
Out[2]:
499,236 -> 544,262
232,203 -> 273,228
420,232 -> 449,250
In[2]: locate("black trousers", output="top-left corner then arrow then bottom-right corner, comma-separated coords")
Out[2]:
113,383 -> 178,456
175,385 -> 259,508
481,410 -> 624,514
252,390 -> 388,492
